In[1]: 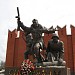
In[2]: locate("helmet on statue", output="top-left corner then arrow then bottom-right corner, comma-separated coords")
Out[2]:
52,33 -> 59,39
32,19 -> 38,24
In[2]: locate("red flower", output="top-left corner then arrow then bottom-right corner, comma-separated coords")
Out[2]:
20,59 -> 35,75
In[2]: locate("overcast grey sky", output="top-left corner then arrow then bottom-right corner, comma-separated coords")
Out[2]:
0,0 -> 75,62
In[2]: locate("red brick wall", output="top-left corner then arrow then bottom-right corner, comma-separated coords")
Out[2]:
58,26 -> 69,67
16,31 -> 26,67
67,35 -> 74,72
6,29 -> 17,67
5,26 -> 75,73
43,33 -> 52,47
71,25 -> 75,72
6,30 -> 26,67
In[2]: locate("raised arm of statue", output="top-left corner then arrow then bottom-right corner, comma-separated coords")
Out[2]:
15,7 -> 30,33
17,20 -> 31,33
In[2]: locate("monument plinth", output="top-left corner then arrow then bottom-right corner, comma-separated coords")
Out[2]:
33,67 -> 70,75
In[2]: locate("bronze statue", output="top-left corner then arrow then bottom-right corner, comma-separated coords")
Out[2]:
23,33 -> 33,59
30,19 -> 45,63
15,7 -> 56,63
17,19 -> 45,63
46,33 -> 64,64
16,17 -> 55,63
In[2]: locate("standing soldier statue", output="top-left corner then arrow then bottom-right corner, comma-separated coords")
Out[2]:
16,7 -> 55,63
17,19 -> 55,63
17,18 -> 54,63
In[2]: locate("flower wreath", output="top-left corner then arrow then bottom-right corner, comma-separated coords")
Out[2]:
20,59 -> 35,75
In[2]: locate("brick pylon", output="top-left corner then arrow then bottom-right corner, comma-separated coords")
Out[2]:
71,25 -> 75,74
58,26 -> 69,67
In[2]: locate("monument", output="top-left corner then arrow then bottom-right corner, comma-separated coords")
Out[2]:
5,7 -> 71,75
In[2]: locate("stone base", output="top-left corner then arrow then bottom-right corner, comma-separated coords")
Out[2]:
43,61 -> 66,66
33,66 -> 70,75
71,72 -> 75,75
5,67 -> 19,75
5,66 -> 70,75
